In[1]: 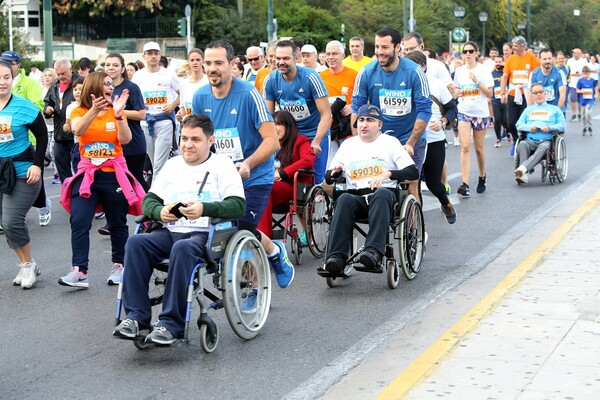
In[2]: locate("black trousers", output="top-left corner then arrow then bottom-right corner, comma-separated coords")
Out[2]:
54,140 -> 74,183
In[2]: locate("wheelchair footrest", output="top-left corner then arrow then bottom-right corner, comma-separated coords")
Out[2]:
353,264 -> 384,274
316,266 -> 352,279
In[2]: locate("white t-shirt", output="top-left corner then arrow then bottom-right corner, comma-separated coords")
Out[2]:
454,63 -> 494,117
330,133 -> 414,190
131,67 -> 180,117
426,76 -> 454,143
426,58 -> 452,87
149,153 -> 245,233
566,57 -> 589,88
179,75 -> 209,117
66,102 -> 80,143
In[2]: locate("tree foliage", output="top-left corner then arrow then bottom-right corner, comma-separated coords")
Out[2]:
0,12 -> 35,58
54,0 -> 162,17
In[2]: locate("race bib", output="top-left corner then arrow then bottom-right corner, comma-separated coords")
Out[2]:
279,99 -> 310,120
528,110 -> 550,121
347,159 -> 384,189
184,101 -> 193,116
461,83 -> 480,100
379,89 -> 411,116
512,70 -> 529,85
0,116 -> 14,143
214,128 -> 244,162
143,90 -> 168,113
544,86 -> 555,101
582,88 -> 593,100
274,159 -> 281,173
493,87 -> 502,100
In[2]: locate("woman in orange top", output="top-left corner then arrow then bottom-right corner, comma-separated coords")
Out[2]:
58,72 -> 134,289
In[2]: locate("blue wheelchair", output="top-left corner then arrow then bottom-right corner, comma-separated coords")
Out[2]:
114,217 -> 272,353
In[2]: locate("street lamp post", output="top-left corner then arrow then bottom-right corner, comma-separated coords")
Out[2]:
454,6 -> 465,25
479,11 -> 488,56
507,0 -> 512,43
451,6 -> 466,54
517,20 -> 527,37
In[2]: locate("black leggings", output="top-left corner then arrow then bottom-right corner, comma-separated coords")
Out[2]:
492,102 -> 508,140
125,153 -> 151,192
507,95 -> 527,142
421,140 -> 449,207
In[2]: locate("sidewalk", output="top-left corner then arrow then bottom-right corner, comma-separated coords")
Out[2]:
376,190 -> 600,399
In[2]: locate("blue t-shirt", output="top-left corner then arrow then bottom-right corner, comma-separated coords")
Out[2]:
529,66 -> 566,109
264,66 -> 329,138
0,95 -> 40,176
112,79 -> 147,156
515,102 -> 565,141
352,56 -> 432,143
576,77 -> 597,106
491,69 -> 507,105
192,78 -> 274,188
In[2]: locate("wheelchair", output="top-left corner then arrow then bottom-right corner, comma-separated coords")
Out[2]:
317,178 -> 425,289
271,169 -> 331,264
114,217 -> 272,353
514,131 -> 568,185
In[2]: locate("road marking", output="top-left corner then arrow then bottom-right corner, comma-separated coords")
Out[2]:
376,188 -> 600,399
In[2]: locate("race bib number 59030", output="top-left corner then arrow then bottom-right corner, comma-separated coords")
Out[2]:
347,159 -> 384,189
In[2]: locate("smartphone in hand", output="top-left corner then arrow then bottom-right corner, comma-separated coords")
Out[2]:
169,202 -> 187,219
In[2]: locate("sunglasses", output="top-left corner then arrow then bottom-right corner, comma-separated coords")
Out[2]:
247,57 -> 261,62
462,49 -> 476,54
103,81 -> 114,87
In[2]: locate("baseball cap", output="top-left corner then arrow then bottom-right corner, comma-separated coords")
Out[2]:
1,51 -> 21,63
143,42 -> 161,53
511,36 -> 527,48
300,44 -> 318,54
356,104 -> 382,121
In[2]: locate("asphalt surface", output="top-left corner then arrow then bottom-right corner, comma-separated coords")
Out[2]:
1,116 -> 599,400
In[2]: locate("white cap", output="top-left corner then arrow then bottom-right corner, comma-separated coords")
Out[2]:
300,44 -> 318,54
143,41 -> 161,53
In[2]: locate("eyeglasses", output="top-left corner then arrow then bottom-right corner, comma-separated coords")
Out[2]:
103,81 -> 114,87
462,49 -> 476,54
247,57 -> 261,62
144,50 -> 160,55
326,52 -> 341,57
531,90 -> 545,95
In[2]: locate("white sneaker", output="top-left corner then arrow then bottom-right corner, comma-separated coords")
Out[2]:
515,165 -> 528,184
13,265 -> 26,286
107,263 -> 124,285
20,260 -> 41,289
38,198 -> 52,226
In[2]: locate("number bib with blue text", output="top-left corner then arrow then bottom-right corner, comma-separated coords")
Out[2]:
379,89 -> 411,116
0,116 -> 14,143
214,128 -> 244,162
279,99 -> 310,120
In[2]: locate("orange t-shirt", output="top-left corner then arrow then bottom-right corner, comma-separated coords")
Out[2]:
71,106 -> 125,171
504,52 -> 540,96
319,66 -> 358,105
254,67 -> 272,94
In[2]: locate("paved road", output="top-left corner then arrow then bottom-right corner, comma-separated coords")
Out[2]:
1,116 -> 598,400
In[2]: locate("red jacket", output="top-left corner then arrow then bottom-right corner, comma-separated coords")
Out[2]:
278,134 -> 316,182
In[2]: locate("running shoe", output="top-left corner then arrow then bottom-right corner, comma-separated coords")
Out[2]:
51,174 -> 61,184
441,203 -> 456,224
113,319 -> 149,339
58,267 -> 89,288
240,289 -> 258,314
145,325 -> 177,346
477,175 -> 486,193
20,260 -> 41,289
457,183 -> 470,197
107,263 -> 123,285
299,230 -> 308,246
94,212 -> 105,220
268,241 -> 295,288
515,165 -> 528,184
570,115 -> 577,122
509,143 -> 515,157
445,183 -> 451,196
494,140 -> 502,148
98,225 -> 110,235
38,198 -> 52,226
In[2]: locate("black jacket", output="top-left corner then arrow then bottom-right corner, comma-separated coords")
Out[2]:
43,73 -> 80,142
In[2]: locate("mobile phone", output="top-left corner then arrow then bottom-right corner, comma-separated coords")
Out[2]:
169,202 -> 187,219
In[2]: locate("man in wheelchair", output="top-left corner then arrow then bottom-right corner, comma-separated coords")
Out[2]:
514,83 -> 565,184
321,105 -> 419,274
113,115 -> 246,345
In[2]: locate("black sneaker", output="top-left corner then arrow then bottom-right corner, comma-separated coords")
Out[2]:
457,183 -> 470,197
324,255 -> 346,274
98,225 -> 110,235
476,175 -> 486,193
359,247 -> 382,269
589,128 -> 593,136
583,127 -> 587,136
441,203 -> 456,224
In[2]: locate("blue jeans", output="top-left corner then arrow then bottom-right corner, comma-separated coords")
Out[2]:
122,229 -> 208,336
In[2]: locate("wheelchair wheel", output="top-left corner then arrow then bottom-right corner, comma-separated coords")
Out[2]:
305,185 -> 331,258
554,136 -> 568,182
222,230 -> 271,340
291,236 -> 302,265
199,323 -> 219,353
541,160 -> 548,183
397,195 -> 424,280
325,265 -> 353,288
386,259 -> 400,289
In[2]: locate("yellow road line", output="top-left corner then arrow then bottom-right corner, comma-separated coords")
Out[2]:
376,189 -> 600,400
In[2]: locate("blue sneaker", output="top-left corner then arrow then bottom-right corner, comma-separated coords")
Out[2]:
58,266 -> 89,288
240,288 -> 258,314
509,143 -> 515,157
268,241 -> 295,288
299,230 -> 308,246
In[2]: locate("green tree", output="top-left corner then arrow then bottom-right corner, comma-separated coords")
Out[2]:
0,14 -> 34,58
54,0 -> 162,17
